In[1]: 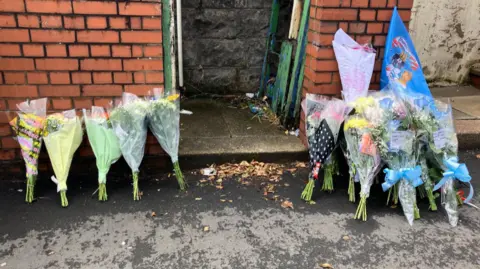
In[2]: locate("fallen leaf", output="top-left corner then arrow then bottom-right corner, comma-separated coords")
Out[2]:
151,211 -> 156,217
281,200 -> 294,209
320,263 -> 333,269
476,154 -> 480,159
216,185 -> 224,190
0,262 -> 6,267
342,235 -> 350,241
240,161 -> 250,166
285,130 -> 289,135
195,197 -> 202,201
199,179 -> 209,184
295,162 -> 307,168
284,183 -> 290,187
228,200 -> 233,203
46,250 -> 55,256
220,199 -> 226,202
208,176 -> 216,181
216,178 -> 223,183
203,226 -> 210,232
390,204 -> 397,209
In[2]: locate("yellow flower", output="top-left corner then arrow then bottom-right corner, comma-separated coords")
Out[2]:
353,96 -> 375,114
344,117 -> 370,131
167,94 -> 180,102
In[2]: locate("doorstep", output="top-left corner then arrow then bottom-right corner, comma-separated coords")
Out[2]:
431,85 -> 480,149
178,99 -> 308,168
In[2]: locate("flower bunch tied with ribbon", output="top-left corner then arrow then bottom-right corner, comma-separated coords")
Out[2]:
43,110 -> 83,207
426,100 -> 473,226
367,90 -> 424,225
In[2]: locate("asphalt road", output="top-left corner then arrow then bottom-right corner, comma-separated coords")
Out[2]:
0,151 -> 479,269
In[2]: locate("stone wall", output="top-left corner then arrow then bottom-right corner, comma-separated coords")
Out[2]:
409,0 -> 480,84
182,0 -> 291,94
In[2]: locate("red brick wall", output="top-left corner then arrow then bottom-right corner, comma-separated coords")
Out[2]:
0,0 -> 164,164
299,0 -> 414,146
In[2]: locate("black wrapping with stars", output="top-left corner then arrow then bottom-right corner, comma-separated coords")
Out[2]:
309,119 -> 335,169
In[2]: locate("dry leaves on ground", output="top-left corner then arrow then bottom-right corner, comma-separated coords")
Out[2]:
281,200 -> 294,209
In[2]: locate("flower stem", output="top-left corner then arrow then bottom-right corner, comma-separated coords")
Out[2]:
173,161 -> 187,191
98,183 -> 108,201
456,192 -> 463,206
133,171 -> 140,201
322,165 -> 334,192
348,176 -> 355,203
414,203 -> 420,220
426,188 -> 437,211
301,179 -> 315,202
60,190 -> 68,207
355,195 -> 368,221
25,174 -> 36,203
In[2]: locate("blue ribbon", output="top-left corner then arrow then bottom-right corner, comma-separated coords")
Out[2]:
382,166 -> 424,192
379,98 -> 393,110
433,157 -> 474,203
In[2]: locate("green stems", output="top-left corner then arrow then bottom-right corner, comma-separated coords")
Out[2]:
133,171 -> 140,201
348,175 -> 355,203
456,192 -> 463,206
98,183 -> 108,201
25,174 -> 36,203
322,165 -> 334,192
414,203 -> 420,220
173,161 -> 187,191
60,190 -> 68,207
426,188 -> 437,211
387,183 -> 399,206
355,195 -> 368,221
301,178 -> 315,202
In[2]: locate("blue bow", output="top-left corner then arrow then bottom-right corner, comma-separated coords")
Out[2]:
414,96 -> 431,109
382,166 -> 424,192
433,157 -> 474,203
379,98 -> 393,110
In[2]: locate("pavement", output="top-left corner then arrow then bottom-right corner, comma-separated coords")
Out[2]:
0,151 -> 479,269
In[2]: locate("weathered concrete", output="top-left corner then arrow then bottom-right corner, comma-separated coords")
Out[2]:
410,0 -> 480,84
0,151 -> 479,268
182,0 -> 292,94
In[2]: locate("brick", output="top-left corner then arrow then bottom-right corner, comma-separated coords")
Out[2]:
134,72 -> 145,83
124,59 -> 163,71
339,22 -> 348,32
0,0 -> 25,12
129,17 -> 142,29
64,16 -> 85,29
7,99 -> 24,109
0,29 -> 29,42
2,137 -> 19,149
118,2 -> 161,16
113,72 -> 132,84
351,0 -> 368,7
308,46 -> 335,59
374,35 -> 386,46
93,72 -> 112,84
349,23 -> 365,34
77,31 -> 119,43
341,0 -> 352,7
72,72 -> 91,84
317,22 -> 337,34
73,1 -> 117,15
0,100 -> 6,110
0,58 -> 35,71
93,98 -> 112,108
314,60 -> 338,72
145,72 -> 164,83
309,18 -> 321,33
90,45 -> 110,57
121,31 -> 162,43
398,10 -> 412,22
31,29 -> 75,43
23,44 -> 44,57
143,17 -> 161,29
310,83 -> 342,95
370,0 -> 387,7
376,10 -> 393,21
387,0 -> 397,7
312,0 -> 341,7
0,124 -> 11,136
0,44 -> 21,56
68,45 -> 89,57
112,45 -> 132,57
17,15 -> 40,28
0,85 -> 38,97
52,98 -> 72,110
316,8 -> 358,21
73,98 -> 93,109
81,59 -> 122,71
359,10 -> 376,21
125,85 -> 161,96
41,15 -> 62,28
39,85 -> 80,97
87,16 -> 107,29
0,149 -> 16,160
374,61 -> 382,71
36,59 -> 78,71
0,15 -> 16,27
398,0 -> 413,8
25,0 -> 72,14
132,46 -> 143,57
50,72 -> 70,84
332,72 -> 341,83
27,72 -> 48,84
46,44 -> 67,57
109,17 -> 127,29
144,46 -> 162,57
4,72 -> 26,84
82,85 -> 123,96
367,23 -> 383,34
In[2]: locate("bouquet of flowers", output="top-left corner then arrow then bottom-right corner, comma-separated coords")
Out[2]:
301,95 -> 346,202
83,106 -> 122,201
9,98 -> 47,203
109,93 -> 148,201
44,110 -> 83,207
339,133 -> 359,203
368,91 -> 424,225
426,100 -> 473,226
344,114 -> 382,220
147,88 -> 186,191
